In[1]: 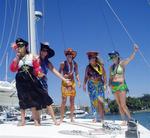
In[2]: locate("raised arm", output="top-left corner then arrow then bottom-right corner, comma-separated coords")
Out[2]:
122,44 -> 139,66
10,57 -> 19,72
48,61 -> 69,82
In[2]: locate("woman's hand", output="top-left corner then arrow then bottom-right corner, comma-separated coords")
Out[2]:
64,78 -> 72,86
38,72 -> 45,78
133,44 -> 139,52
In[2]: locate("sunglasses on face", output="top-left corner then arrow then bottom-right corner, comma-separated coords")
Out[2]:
17,43 -> 25,48
89,56 -> 96,60
110,55 -> 118,59
66,52 -> 73,56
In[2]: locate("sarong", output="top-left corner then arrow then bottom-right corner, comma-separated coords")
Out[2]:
111,81 -> 129,93
87,80 -> 105,114
61,80 -> 76,97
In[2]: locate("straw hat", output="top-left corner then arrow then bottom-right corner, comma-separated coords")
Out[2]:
64,48 -> 77,59
86,51 -> 99,58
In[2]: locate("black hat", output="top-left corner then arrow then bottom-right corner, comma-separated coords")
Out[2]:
108,51 -> 120,59
40,42 -> 55,58
15,38 -> 28,47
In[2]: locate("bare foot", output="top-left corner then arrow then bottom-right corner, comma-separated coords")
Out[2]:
92,118 -> 96,123
71,118 -> 75,122
59,119 -> 64,124
17,121 -> 25,126
54,121 -> 60,126
121,121 -> 127,126
34,120 -> 40,126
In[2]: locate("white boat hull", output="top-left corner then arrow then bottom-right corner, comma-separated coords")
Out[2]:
0,119 -> 150,138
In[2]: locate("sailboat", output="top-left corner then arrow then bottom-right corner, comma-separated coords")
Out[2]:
0,54 -> 16,93
0,0 -> 150,138
0,53 -> 17,106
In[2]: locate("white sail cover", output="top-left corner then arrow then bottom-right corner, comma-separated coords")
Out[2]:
0,81 -> 18,106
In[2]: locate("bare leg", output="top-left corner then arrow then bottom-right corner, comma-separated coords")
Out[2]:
47,105 -> 59,125
36,110 -> 41,125
120,91 -> 131,120
31,107 -> 40,126
70,96 -> 75,122
60,96 -> 67,123
98,100 -> 104,122
18,109 -> 25,126
114,92 -> 126,119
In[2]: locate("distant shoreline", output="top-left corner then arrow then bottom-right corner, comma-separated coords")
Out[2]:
105,109 -> 150,115
132,109 -> 150,114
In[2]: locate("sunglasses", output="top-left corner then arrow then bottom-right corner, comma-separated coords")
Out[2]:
17,43 -> 25,48
89,56 -> 96,60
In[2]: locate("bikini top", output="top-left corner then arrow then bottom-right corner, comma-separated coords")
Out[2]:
111,64 -> 124,76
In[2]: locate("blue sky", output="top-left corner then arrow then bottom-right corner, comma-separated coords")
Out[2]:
0,0 -> 150,106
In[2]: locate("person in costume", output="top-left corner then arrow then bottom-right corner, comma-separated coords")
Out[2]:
83,51 -> 107,123
37,42 -> 70,125
10,38 -> 50,126
59,48 -> 81,123
108,44 -> 138,125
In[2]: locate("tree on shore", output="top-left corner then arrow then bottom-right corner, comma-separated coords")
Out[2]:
108,94 -> 150,114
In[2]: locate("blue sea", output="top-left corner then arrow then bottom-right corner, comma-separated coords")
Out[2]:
85,112 -> 150,130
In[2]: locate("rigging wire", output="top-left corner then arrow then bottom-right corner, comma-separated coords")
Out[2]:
8,0 -> 23,64
147,0 -> 150,6
0,0 -> 8,49
57,0 -> 66,50
98,0 -> 116,50
104,0 -> 150,69
13,0 -> 23,41
0,0 -> 17,66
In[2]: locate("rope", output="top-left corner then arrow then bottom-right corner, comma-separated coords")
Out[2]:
57,0 -> 66,50
13,0 -> 22,41
0,0 -> 17,66
9,0 -> 23,65
104,0 -> 135,44
147,0 -> 150,5
104,0 -> 150,69
98,0 -> 116,50
0,0 -> 8,49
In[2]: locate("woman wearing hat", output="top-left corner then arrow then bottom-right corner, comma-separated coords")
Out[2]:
59,48 -> 81,123
83,51 -> 107,123
37,42 -> 70,125
108,44 -> 138,125
10,38 -> 51,126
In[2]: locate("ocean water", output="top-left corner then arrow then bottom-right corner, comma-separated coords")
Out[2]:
85,112 -> 150,130
105,112 -> 150,130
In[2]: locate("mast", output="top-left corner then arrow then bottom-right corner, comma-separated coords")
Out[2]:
27,0 -> 36,55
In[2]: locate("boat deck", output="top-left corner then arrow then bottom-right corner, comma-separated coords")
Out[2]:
0,119 -> 150,138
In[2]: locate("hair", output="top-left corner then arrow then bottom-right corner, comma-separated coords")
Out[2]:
96,57 -> 103,65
